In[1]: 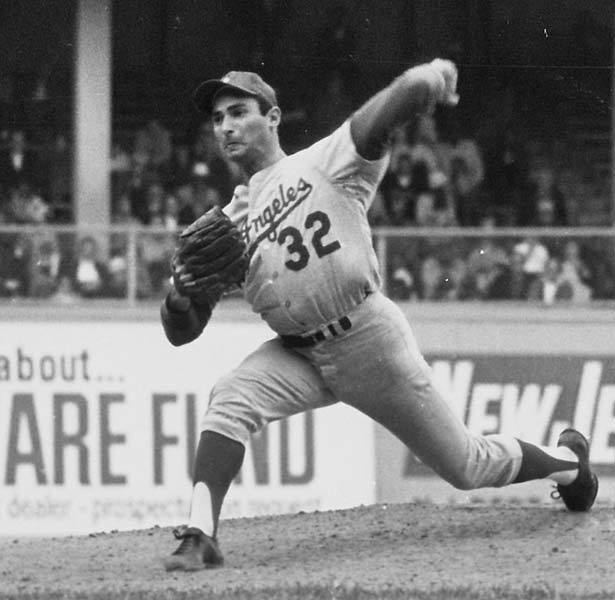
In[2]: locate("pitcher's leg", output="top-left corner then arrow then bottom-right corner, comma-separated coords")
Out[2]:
328,293 -> 584,491
165,338 -> 333,571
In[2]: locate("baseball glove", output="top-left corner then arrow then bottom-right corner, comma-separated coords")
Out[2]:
171,206 -> 249,306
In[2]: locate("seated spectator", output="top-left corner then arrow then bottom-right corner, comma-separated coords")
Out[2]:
441,256 -> 480,301
69,236 -> 110,298
175,184 -> 198,226
366,189 -> 387,227
192,121 -> 238,200
192,181 -> 223,217
106,241 -> 154,300
513,236 -> 550,290
388,253 -> 418,301
140,203 -> 175,296
41,132 -> 72,222
450,155 -> 482,226
465,215 -> 510,297
486,248 -> 530,300
380,153 -> 415,225
388,124 -> 412,174
110,139 -> 133,201
6,182 -> 50,224
483,123 -> 530,226
527,257 -> 590,304
29,237 -> 62,298
415,169 -> 457,227
417,255 -> 447,300
133,119 -> 173,176
0,129 -> 41,193
519,162 -> 568,226
163,194 -> 181,231
407,114 -> 450,179
560,240 -> 592,288
0,228 -> 28,297
167,142 -> 196,189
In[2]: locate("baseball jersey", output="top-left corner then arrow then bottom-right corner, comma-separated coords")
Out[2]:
224,120 -> 389,335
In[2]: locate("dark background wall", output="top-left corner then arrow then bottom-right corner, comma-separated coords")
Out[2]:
0,0 -> 611,142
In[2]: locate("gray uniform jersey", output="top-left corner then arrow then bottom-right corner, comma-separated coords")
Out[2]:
224,120 -> 388,335
206,119 -> 522,493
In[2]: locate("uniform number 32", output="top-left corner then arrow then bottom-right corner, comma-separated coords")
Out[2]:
278,211 -> 341,271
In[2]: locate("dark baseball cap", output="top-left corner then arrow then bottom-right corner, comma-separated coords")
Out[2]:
193,71 -> 278,114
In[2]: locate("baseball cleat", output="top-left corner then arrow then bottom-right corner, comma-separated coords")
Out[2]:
554,428 -> 598,512
163,525 -> 224,571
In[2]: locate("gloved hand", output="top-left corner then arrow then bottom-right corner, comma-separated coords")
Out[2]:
171,206 -> 249,307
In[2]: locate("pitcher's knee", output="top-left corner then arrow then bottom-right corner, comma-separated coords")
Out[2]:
443,468 -> 477,491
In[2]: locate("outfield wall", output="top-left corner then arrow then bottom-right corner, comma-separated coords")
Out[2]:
0,300 -> 612,535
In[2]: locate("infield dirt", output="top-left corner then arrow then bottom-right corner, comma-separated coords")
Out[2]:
1,501 -> 614,600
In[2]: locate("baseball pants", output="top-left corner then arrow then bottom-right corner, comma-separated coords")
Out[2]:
202,291 -> 522,490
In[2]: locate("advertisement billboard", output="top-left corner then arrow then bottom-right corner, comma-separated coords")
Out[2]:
0,321 -> 376,536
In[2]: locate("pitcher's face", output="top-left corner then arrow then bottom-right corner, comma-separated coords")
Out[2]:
211,95 -> 274,165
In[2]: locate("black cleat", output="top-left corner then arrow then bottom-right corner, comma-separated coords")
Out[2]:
163,525 -> 224,571
555,428 -> 599,512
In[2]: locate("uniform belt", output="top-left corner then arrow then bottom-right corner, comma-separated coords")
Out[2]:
281,316 -> 352,348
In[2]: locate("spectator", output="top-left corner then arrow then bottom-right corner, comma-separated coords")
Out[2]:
192,121 -> 237,200
388,125 -> 413,174
0,225 -> 28,297
192,181 -> 223,217
162,193 -> 181,231
417,255 -> 447,300
487,248 -> 530,300
380,153 -> 415,225
167,142 -> 196,190
133,119 -> 173,174
140,188 -> 175,296
561,240 -> 592,287
526,257 -> 588,304
69,236 -> 110,298
519,162 -> 568,227
414,167 -> 457,227
41,132 -> 72,222
484,124 -> 529,226
175,184 -> 198,226
466,215 -> 510,297
450,154 -> 483,226
29,237 -> 61,298
142,180 -> 166,225
442,256 -> 480,301
513,236 -> 550,290
446,124 -> 484,197
110,139 -> 133,201
407,114 -> 450,181
388,253 -> 418,301
0,129 -> 40,193
6,182 -> 49,224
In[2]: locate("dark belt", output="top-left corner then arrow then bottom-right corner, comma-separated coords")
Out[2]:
281,316 -> 352,348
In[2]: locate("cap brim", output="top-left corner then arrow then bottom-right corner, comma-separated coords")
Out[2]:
192,79 -> 257,114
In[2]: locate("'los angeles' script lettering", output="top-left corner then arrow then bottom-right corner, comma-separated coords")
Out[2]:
241,177 -> 313,246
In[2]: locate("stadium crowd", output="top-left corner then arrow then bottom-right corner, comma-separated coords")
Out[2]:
0,96 -> 613,304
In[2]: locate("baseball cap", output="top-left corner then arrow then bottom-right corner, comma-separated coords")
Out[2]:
193,71 -> 278,114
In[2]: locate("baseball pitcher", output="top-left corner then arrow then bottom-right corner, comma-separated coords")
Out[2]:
160,60 -> 598,570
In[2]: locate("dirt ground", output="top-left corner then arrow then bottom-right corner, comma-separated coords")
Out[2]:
1,501 -> 614,600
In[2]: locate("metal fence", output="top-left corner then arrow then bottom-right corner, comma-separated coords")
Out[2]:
1,224 -> 613,306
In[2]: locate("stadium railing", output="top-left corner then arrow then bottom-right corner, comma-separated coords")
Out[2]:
1,224 -> 613,305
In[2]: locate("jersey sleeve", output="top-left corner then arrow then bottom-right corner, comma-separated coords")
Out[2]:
306,120 -> 390,209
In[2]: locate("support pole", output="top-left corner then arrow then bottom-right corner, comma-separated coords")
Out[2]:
73,0 -> 112,229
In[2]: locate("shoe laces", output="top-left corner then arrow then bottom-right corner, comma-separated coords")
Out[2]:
172,526 -> 200,555
550,485 -> 561,500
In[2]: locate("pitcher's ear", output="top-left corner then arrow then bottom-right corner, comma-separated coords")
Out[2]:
268,106 -> 282,128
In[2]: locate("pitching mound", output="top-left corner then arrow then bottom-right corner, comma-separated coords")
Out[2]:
1,502 -> 613,600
